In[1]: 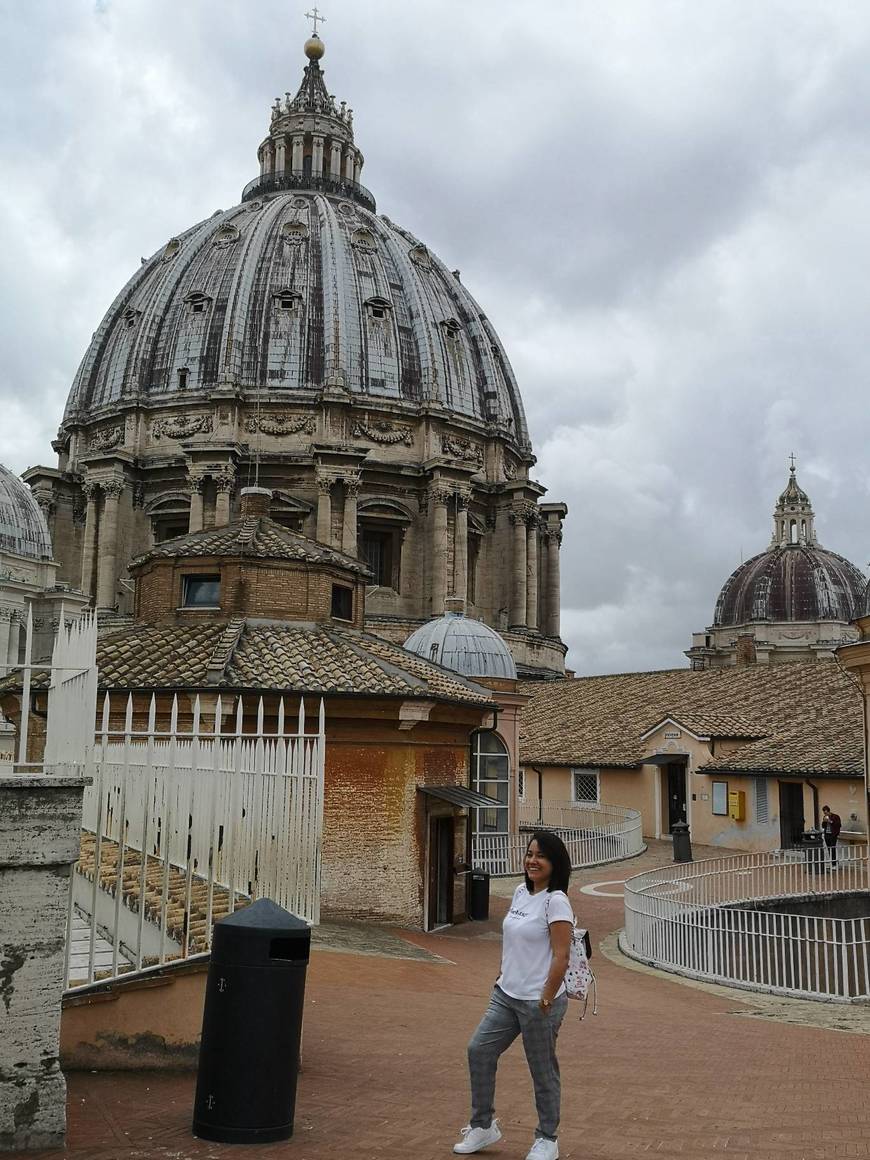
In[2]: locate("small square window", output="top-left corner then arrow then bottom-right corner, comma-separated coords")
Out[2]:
182,574 -> 220,608
331,584 -> 353,621
177,368 -> 189,389
192,300 -> 205,314
572,770 -> 599,804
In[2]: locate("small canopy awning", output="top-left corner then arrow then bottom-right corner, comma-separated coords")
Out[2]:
639,753 -> 689,766
419,785 -> 502,809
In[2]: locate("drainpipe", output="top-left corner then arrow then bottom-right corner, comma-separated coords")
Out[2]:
528,764 -> 544,827
806,780 -> 820,830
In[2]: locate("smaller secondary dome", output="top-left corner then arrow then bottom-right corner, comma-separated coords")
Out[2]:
404,612 -> 517,679
714,545 -> 865,626
714,464 -> 866,627
0,465 -> 51,560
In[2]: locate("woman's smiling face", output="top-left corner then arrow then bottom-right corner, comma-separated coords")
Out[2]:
524,839 -> 552,891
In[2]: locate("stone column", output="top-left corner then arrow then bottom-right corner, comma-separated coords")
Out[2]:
344,148 -> 356,181
312,135 -> 324,176
545,525 -> 562,637
510,508 -> 528,627
274,137 -> 286,174
342,476 -> 360,556
214,466 -> 236,527
354,154 -> 363,183
0,772 -> 90,1150
80,480 -> 99,600
316,476 -> 334,544
291,135 -> 304,175
188,474 -> 205,534
0,610 -> 11,673
96,478 -> 124,609
453,490 -> 469,607
526,512 -> 539,630
431,488 -> 450,616
6,612 -> 20,667
330,140 -> 343,178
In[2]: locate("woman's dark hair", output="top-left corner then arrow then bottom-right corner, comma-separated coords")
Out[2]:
524,830 -> 571,893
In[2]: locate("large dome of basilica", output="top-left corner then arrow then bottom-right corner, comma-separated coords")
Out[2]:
65,170 -> 529,443
26,32 -> 568,678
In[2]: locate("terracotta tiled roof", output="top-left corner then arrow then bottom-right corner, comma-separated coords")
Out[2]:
519,661 -> 863,778
131,517 -> 370,576
641,711 -> 767,740
0,619 -> 491,706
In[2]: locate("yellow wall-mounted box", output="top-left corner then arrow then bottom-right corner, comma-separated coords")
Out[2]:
728,790 -> 745,821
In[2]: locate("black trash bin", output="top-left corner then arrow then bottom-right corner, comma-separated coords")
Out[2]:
468,869 -> 491,921
671,820 -> 693,863
803,829 -> 824,874
193,898 -> 310,1144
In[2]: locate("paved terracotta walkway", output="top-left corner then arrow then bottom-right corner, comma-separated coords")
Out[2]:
18,842 -> 870,1160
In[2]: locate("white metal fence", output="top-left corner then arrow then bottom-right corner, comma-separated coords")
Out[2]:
66,692 -> 325,991
472,801 -> 644,876
623,848 -> 870,1001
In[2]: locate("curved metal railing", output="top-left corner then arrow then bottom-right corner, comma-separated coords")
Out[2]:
622,849 -> 870,1001
241,170 -> 376,211
472,801 -> 645,876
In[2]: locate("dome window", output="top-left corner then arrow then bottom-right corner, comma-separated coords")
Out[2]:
281,221 -> 309,244
123,309 -> 141,330
273,288 -> 302,311
441,318 -> 462,340
177,367 -> 190,390
409,244 -> 430,267
352,227 -> 376,252
162,238 -> 181,262
212,224 -> 240,247
185,292 -> 212,316
365,296 -> 392,323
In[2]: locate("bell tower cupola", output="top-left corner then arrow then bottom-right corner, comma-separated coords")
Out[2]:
243,8 -> 374,211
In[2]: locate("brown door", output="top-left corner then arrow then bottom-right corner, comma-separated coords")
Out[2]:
427,816 -> 454,930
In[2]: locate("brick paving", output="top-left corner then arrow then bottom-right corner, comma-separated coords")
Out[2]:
16,842 -> 870,1160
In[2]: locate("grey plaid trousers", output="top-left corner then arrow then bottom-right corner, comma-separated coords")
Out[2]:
467,985 -> 568,1141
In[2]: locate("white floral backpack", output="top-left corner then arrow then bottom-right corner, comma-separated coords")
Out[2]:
548,897 -> 598,1018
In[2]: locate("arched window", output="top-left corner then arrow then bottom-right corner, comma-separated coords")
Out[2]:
790,519 -> 798,544
470,731 -> 510,838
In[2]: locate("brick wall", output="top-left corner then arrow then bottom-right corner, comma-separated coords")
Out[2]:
134,556 -> 364,627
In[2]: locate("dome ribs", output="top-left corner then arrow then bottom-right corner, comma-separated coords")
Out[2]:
714,544 -> 864,627
60,192 -> 531,453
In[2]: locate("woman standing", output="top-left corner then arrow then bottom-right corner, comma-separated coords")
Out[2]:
454,831 -> 574,1160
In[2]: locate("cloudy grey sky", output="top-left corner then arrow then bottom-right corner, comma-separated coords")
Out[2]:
2,0 -> 870,675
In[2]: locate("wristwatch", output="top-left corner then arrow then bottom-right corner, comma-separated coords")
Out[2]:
540,997 -> 552,1009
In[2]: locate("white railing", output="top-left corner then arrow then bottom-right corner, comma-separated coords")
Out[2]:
623,848 -> 870,1001
473,801 -> 644,876
66,692 -> 325,991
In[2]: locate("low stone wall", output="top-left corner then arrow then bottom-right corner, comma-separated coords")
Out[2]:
0,774 -> 88,1152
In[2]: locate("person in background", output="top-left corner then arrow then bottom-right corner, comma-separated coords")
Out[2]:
821,805 -> 841,869
453,831 -> 574,1160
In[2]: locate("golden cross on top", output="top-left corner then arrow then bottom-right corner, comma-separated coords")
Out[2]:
789,452 -> 796,472
306,6 -> 326,35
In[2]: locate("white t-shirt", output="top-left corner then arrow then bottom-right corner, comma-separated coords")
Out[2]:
497,885 -> 574,1001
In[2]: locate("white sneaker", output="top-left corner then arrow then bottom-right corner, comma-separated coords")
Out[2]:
526,1138 -> 559,1160
453,1121 -> 503,1153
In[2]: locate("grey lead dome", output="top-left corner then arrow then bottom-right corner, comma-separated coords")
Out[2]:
0,464 -> 51,560
404,612 -> 518,680
63,194 -> 529,447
